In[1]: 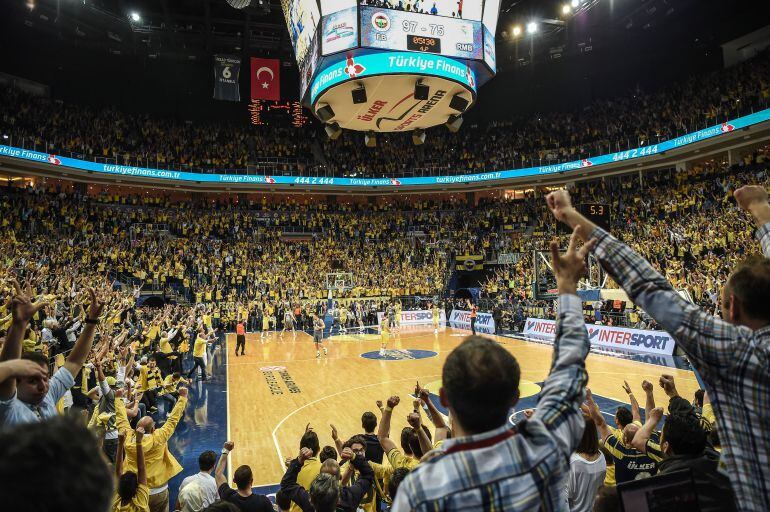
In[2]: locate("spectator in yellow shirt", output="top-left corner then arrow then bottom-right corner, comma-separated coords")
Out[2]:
113,426 -> 149,512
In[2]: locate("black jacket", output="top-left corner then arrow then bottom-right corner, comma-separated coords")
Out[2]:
280,454 -> 374,512
658,451 -> 737,512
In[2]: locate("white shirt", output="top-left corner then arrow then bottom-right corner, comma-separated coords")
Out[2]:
565,452 -> 606,512
178,471 -> 218,510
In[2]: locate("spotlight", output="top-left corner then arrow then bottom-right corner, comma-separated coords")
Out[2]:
351,85 -> 367,105
365,131 -> 377,147
512,25 -> 522,37
414,80 -> 429,100
129,11 -> 141,22
412,129 -> 426,146
449,94 -> 469,113
446,115 -> 463,133
316,104 -> 335,122
527,22 -> 538,34
571,0 -> 579,6
562,4 -> 571,14
325,122 -> 342,140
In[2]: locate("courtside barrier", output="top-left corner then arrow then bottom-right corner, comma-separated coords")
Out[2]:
376,309 -> 447,326
449,309 -> 495,334
522,318 -> 676,356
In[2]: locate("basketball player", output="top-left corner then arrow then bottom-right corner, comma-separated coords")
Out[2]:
281,307 -> 296,338
379,312 -> 390,356
355,301 -> 365,332
312,313 -> 327,358
339,305 -> 348,335
469,300 -> 478,336
386,302 -> 396,330
261,306 -> 270,339
331,303 -> 341,335
394,300 -> 402,331
431,302 -> 441,334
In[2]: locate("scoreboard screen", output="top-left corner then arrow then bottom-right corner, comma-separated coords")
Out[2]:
360,6 -> 483,60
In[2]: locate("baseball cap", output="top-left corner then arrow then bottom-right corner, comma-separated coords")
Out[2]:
106,376 -> 117,387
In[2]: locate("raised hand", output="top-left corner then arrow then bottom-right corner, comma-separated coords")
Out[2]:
549,226 -> 597,294
298,446 -> 313,463
407,412 -> 422,429
1,359 -> 48,380
648,407 -> 664,424
545,189 -> 574,223
386,395 -> 400,409
135,426 -> 145,443
641,380 -> 653,393
330,424 -> 338,441
659,374 -> 678,398
86,287 -> 108,320
376,400 -> 384,411
621,380 -> 632,395
734,185 -> 768,212
340,447 -> 354,461
177,387 -> 188,398
9,278 -> 49,325
224,441 -> 235,452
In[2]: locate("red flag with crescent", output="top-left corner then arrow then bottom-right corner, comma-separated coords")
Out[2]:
251,58 -> 280,101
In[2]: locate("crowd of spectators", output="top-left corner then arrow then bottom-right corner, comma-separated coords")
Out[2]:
0,182 -> 767,512
1,52 -> 768,177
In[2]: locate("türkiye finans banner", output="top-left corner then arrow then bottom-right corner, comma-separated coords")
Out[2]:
251,58 -> 281,101
213,55 -> 241,102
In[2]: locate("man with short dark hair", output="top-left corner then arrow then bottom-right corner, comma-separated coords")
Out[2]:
631,407 -> 737,512
289,427 -> 322,512
392,227 -> 595,510
215,441 -> 272,512
178,450 -> 219,511
546,185 -> 770,510
0,416 -> 114,511
360,411 -> 383,464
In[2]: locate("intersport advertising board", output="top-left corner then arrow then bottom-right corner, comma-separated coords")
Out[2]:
376,309 -> 446,326
522,318 -> 676,356
449,309 -> 495,334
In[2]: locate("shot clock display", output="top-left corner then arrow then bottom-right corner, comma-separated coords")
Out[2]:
580,203 -> 610,229
407,35 -> 441,54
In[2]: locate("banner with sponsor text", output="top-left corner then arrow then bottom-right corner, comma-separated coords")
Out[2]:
376,309 -> 446,326
521,318 -> 676,356
449,309 -> 495,334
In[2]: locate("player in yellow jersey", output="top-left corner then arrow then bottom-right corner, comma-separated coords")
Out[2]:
394,301 -> 402,331
431,303 -> 441,334
379,314 -> 390,357
260,307 -> 270,339
340,305 -> 349,335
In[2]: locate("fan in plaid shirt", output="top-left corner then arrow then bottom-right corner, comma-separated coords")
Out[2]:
392,227 -> 596,511
546,185 -> 770,512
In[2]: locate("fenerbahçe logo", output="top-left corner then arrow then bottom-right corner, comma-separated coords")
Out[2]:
372,12 -> 390,32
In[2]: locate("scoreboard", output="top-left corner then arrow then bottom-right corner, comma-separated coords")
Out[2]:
359,7 -> 484,60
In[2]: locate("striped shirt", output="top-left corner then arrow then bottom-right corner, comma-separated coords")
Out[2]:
589,222 -> 770,512
391,294 -> 589,512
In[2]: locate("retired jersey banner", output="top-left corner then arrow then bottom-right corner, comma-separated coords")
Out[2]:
251,58 -> 281,101
521,318 -> 676,356
213,55 -> 241,101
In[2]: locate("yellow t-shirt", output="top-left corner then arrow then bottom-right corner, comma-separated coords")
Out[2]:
387,447 -> 419,470
193,338 -> 206,358
111,484 -> 149,512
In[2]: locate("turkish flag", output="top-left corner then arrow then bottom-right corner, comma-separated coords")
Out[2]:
251,58 -> 280,101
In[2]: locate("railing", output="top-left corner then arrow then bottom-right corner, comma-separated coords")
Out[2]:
3,97 -> 767,179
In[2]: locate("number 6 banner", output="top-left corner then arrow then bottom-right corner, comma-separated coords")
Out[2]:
213,55 -> 241,102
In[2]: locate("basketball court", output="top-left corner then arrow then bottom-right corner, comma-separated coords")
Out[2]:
224,325 -> 701,486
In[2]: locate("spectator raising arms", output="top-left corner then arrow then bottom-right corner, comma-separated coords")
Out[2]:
546,185 -> 770,511
392,226 -> 596,510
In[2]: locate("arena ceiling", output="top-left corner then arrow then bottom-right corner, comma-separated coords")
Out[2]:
7,0 -> 767,66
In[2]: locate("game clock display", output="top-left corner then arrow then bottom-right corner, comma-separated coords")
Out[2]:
407,35 -> 441,54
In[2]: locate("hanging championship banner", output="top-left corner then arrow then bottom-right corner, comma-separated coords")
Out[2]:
213,55 -> 241,101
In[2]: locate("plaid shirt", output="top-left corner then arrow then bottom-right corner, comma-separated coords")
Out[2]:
391,294 -> 589,512
590,222 -> 770,512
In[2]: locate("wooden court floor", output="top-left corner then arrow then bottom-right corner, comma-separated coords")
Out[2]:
225,327 -> 700,486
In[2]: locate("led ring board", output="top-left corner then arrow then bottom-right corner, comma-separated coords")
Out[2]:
286,0 -> 500,132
